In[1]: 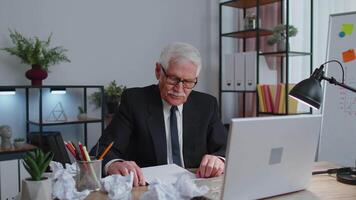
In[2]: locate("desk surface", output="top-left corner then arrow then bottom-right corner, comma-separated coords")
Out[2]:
86,162 -> 356,200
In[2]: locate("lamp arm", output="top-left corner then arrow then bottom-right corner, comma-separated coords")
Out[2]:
322,76 -> 356,93
321,59 -> 345,83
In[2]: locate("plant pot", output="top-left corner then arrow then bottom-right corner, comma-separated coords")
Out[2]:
14,141 -> 26,149
107,102 -> 119,114
77,113 -> 88,121
20,177 -> 52,200
277,40 -> 290,52
25,64 -> 48,86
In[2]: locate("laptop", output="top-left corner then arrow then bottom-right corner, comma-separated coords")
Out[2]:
222,114 -> 322,200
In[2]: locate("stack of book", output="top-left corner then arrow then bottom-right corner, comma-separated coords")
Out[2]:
257,84 -> 298,114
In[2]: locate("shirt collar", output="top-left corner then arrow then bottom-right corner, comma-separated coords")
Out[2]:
162,99 -> 183,116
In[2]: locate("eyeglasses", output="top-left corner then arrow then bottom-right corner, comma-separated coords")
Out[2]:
161,66 -> 198,89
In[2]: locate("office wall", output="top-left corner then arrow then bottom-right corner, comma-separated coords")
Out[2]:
0,0 -> 219,94
0,1 -> 220,198
0,0 -> 220,147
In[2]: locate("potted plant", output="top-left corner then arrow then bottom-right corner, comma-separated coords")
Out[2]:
20,149 -> 54,200
1,30 -> 70,85
90,80 -> 126,114
14,137 -> 26,149
77,106 -> 88,121
267,24 -> 298,51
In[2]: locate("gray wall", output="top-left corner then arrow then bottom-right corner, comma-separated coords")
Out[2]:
0,0 -> 219,93
0,1 -> 220,198
0,0 -> 220,147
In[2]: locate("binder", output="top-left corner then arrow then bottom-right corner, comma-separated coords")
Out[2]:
278,84 -> 286,113
269,84 -> 277,113
263,85 -> 273,113
234,53 -> 245,90
287,84 -> 298,114
257,84 -> 266,112
274,84 -> 282,113
244,51 -> 257,91
222,54 -> 235,90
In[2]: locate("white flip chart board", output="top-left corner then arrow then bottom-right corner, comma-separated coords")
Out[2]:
319,11 -> 356,166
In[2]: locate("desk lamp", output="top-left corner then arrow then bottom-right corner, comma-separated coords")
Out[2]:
289,59 -> 356,185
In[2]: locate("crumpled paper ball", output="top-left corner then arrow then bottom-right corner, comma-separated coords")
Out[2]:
140,175 -> 209,200
100,172 -> 134,200
50,161 -> 90,200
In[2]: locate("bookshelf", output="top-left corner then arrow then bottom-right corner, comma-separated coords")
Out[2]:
0,144 -> 36,161
219,0 -> 313,120
0,85 -> 104,161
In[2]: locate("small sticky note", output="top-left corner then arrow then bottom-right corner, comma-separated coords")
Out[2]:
339,31 -> 345,38
342,23 -> 354,35
342,49 -> 356,63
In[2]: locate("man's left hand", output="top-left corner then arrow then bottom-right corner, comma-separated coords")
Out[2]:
196,154 -> 224,178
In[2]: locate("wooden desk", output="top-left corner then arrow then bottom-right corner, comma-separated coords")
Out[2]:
86,162 -> 356,200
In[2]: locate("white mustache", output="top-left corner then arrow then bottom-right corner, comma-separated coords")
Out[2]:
168,91 -> 186,97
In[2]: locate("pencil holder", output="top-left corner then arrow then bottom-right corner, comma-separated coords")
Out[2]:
76,159 -> 102,191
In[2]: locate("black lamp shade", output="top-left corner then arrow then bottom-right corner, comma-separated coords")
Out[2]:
289,77 -> 323,109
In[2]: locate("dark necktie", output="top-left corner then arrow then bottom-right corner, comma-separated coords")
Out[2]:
170,106 -> 182,166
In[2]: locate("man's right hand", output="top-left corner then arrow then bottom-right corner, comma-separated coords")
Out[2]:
107,161 -> 146,187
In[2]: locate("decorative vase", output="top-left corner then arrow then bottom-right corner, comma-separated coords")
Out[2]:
277,40 -> 290,52
14,141 -> 26,149
25,64 -> 48,86
107,102 -> 119,114
20,178 -> 52,200
77,113 -> 88,121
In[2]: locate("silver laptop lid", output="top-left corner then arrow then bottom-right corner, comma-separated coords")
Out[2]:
222,115 -> 322,200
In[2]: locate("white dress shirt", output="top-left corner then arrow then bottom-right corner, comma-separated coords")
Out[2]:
105,99 -> 185,173
162,100 -> 185,167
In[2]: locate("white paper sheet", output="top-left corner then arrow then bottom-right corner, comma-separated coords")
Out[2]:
142,164 -> 195,184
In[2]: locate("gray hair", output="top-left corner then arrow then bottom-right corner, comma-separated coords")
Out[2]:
159,42 -> 202,76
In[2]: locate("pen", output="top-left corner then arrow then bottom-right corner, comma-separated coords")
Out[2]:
98,142 -> 114,160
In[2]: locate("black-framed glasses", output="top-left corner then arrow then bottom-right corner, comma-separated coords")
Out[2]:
161,66 -> 198,89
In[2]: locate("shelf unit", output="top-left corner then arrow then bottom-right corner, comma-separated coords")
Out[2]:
0,85 -> 104,160
219,0 -> 313,119
0,144 -> 36,161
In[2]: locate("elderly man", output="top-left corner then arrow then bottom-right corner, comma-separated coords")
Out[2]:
96,42 -> 227,187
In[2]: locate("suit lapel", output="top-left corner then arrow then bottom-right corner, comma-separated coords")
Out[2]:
147,85 -> 167,165
182,92 -> 200,165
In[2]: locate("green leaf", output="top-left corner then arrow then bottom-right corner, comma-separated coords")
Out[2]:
22,149 -> 53,181
1,29 -> 70,71
24,156 -> 41,181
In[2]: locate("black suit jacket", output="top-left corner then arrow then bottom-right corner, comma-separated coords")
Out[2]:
96,84 -> 227,169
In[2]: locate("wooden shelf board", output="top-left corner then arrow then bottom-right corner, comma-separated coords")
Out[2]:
0,144 -> 37,161
221,0 -> 280,9
258,111 -> 312,115
28,117 -> 102,126
222,29 -> 273,38
260,51 -> 312,57
221,90 -> 256,93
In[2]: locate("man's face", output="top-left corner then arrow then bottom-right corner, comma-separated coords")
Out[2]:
155,59 -> 198,106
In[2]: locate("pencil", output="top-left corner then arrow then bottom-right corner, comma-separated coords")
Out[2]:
83,146 -> 91,161
98,142 -> 114,160
78,142 -> 86,161
64,141 -> 77,159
